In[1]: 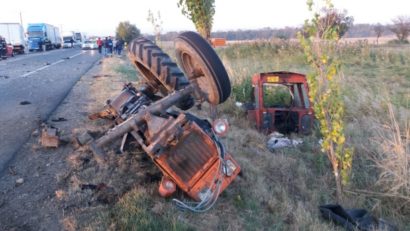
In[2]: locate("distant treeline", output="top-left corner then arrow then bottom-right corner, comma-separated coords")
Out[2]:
150,24 -> 394,41
345,24 -> 394,38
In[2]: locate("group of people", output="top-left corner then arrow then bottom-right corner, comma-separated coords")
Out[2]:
96,37 -> 124,57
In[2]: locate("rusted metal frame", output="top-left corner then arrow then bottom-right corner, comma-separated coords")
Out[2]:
90,84 -> 195,152
144,114 -> 187,156
88,106 -> 117,120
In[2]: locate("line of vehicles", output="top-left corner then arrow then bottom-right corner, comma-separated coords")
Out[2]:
0,22 -> 92,59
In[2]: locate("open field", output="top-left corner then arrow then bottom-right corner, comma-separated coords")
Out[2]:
220,36 -> 397,46
218,40 -> 410,229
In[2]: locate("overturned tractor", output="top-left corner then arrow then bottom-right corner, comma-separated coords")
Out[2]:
87,31 -> 240,212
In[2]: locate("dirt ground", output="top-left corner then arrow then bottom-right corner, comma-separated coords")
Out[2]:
0,56 -> 154,230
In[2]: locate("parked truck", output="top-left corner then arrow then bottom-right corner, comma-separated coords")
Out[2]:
27,23 -> 62,51
74,31 -> 86,46
0,23 -> 26,54
62,31 -> 76,48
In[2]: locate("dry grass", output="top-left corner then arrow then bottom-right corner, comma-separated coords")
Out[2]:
62,216 -> 78,231
373,104 -> 409,197
364,103 -> 410,218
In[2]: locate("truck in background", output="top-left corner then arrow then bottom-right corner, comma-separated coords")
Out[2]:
62,31 -> 76,48
0,23 -> 26,54
74,32 -> 86,46
27,23 -> 62,52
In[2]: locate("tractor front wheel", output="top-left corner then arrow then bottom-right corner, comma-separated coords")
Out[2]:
175,31 -> 231,105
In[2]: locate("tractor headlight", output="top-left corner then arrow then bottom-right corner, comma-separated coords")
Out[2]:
212,119 -> 229,137
223,159 -> 237,176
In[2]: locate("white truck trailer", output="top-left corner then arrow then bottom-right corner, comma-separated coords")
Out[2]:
0,23 -> 26,54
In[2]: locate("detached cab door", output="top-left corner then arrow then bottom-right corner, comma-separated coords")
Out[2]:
246,84 -> 259,129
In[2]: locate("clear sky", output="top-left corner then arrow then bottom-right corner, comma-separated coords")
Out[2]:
1,0 -> 408,36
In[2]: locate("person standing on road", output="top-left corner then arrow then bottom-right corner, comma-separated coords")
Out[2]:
116,38 -> 124,56
112,39 -> 117,55
104,37 -> 109,56
70,38 -> 74,48
107,37 -> 113,57
97,37 -> 103,54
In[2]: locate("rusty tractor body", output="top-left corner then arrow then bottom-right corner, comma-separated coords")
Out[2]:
88,32 -> 240,211
246,71 -> 314,135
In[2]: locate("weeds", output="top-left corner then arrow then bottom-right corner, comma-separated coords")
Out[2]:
114,62 -> 138,82
109,187 -> 193,231
370,103 -> 409,213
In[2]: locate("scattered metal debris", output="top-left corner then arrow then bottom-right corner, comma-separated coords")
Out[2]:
266,132 -> 303,151
31,129 -> 39,137
15,178 -> 24,186
40,125 -> 59,148
320,204 -> 397,231
92,74 -> 112,78
51,117 -> 67,122
76,131 -> 93,145
80,183 -> 100,190
19,101 -> 31,105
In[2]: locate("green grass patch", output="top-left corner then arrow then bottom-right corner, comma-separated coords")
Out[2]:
114,63 -> 139,82
109,188 -> 193,231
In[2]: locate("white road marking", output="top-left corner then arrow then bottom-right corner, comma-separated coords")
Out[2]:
69,52 -> 83,59
5,49 -> 64,64
20,52 -> 83,77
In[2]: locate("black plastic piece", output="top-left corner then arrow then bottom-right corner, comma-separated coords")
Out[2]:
319,204 -> 397,231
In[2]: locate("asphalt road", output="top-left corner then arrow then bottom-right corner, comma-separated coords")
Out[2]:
0,48 -> 101,173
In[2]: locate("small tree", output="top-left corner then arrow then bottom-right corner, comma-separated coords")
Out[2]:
390,16 -> 410,43
317,8 -> 354,38
177,0 -> 215,40
374,23 -> 384,45
147,10 -> 163,44
299,0 -> 353,202
115,21 -> 141,44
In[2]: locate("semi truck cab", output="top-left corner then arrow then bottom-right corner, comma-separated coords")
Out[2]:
28,24 -> 47,51
27,23 -> 61,51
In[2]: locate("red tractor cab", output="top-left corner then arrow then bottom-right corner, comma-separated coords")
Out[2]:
247,71 -> 314,135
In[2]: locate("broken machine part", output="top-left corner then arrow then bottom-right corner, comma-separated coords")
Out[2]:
245,72 -> 314,135
40,125 -> 59,148
87,31 -> 240,212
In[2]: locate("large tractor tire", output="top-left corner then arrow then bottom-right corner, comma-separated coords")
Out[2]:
174,31 -> 231,105
128,37 -> 190,96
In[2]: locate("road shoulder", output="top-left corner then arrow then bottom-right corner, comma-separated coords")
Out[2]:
0,56 -> 130,230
